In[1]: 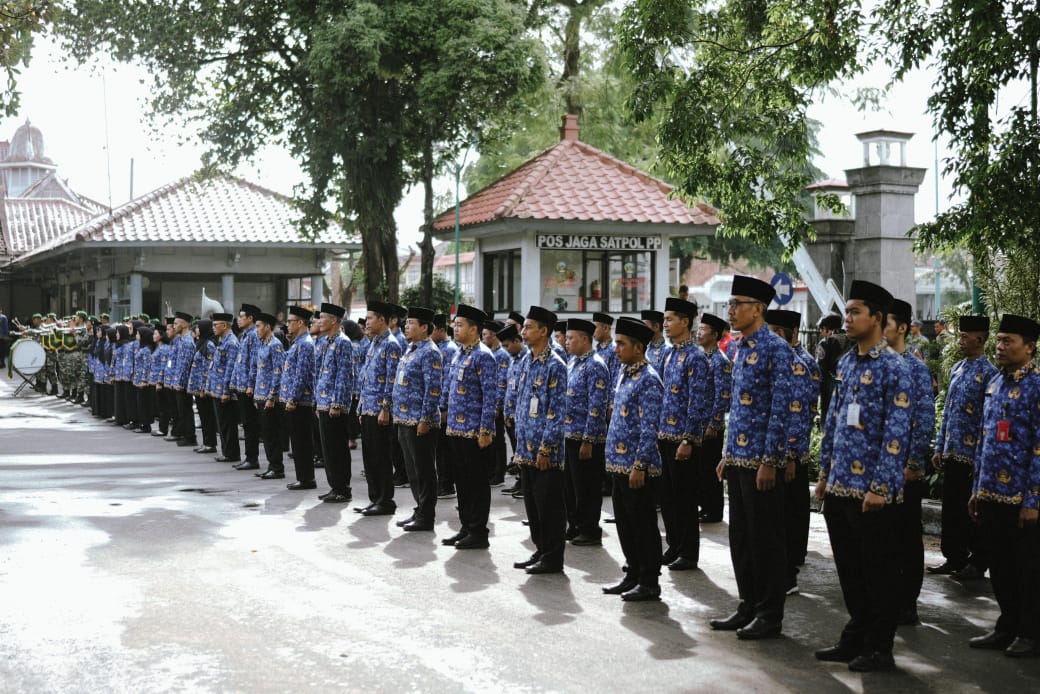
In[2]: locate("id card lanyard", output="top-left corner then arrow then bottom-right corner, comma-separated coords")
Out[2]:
847,384 -> 861,427
997,401 -> 1011,442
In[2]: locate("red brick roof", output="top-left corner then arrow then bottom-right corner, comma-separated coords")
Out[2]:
432,138 -> 720,232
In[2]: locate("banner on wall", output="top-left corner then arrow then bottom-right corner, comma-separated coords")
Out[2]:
536,235 -> 663,251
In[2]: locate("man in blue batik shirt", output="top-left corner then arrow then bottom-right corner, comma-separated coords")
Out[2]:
498,323 -> 528,498
884,299 -> 936,626
280,306 -> 317,491
710,276 -> 794,641
511,306 -> 569,574
432,313 -> 458,499
561,318 -> 609,545
314,303 -> 355,504
392,306 -> 443,532
642,309 -> 667,374
230,304 -> 262,469
356,301 -> 402,515
967,314 -> 1040,657
482,320 -> 512,486
593,312 -> 620,400
440,304 -> 498,550
207,312 -> 240,464
170,312 -> 198,448
602,318 -> 664,602
658,298 -> 709,573
765,309 -> 820,595
252,313 -> 285,480
814,280 -> 912,673
697,313 -> 733,523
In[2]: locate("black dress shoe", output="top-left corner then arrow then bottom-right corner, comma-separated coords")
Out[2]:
848,651 -> 895,672
361,504 -> 396,516
952,564 -> 986,581
511,490 -> 524,499
602,578 -> 638,595
621,584 -> 661,602
287,481 -> 317,490
969,630 -> 1015,650
737,617 -> 782,640
438,488 -> 457,499
454,535 -> 490,550
176,439 -> 198,447
661,549 -> 680,566
565,526 -> 580,541
318,490 -> 333,500
256,469 -> 285,480
354,504 -> 375,514
668,558 -> 699,571
195,446 -> 217,454
513,555 -> 541,570
501,482 -> 520,495
1005,637 -> 1040,658
233,461 -> 260,470
815,644 -> 859,663
322,492 -> 352,504
526,561 -> 563,575
403,521 -> 434,532
699,513 -> 723,523
215,456 -> 240,463
570,534 -> 602,546
395,516 -> 415,527
442,531 -> 468,546
926,561 -> 963,575
710,610 -> 754,631
314,460 -> 325,468
151,430 -> 167,437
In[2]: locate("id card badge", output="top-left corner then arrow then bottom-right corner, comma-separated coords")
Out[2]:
997,420 -> 1011,442
457,367 -> 465,382
166,359 -> 173,369
397,368 -> 405,386
529,397 -> 539,417
846,402 -> 861,427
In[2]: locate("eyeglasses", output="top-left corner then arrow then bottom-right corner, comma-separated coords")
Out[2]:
286,317 -> 302,323
726,300 -> 761,309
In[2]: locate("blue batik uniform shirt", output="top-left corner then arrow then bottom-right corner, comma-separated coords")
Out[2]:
936,355 -> 997,465
230,325 -> 258,393
703,346 -> 733,437
564,350 -> 609,443
658,336 -> 710,444
513,346 -> 568,469
392,339 -> 443,427
596,339 -> 620,405
150,342 -> 169,386
187,339 -> 214,394
974,360 -> 1040,509
359,330 -> 402,416
722,324 -> 796,470
206,332 -> 240,398
132,345 -> 151,387
899,347 -> 936,472
253,335 -> 285,403
442,341 -> 498,439
502,346 -> 528,421
492,345 -> 511,411
171,332 -> 196,390
606,360 -> 664,476
819,339 -> 913,504
279,332 -> 315,407
786,344 -> 821,464
646,337 -> 667,375
314,333 -> 354,412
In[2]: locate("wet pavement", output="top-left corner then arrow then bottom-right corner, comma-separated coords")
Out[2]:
1,378 -> 1039,693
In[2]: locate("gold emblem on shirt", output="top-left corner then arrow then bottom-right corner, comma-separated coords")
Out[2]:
997,469 -> 1011,484
850,460 -> 865,475
740,392 -> 753,405
736,433 -> 749,447
860,371 -> 874,385
886,439 -> 902,455
894,392 -> 910,408
789,400 -> 802,413
745,352 -> 759,365
615,442 -> 628,454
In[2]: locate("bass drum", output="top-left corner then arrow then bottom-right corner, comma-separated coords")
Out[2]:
10,338 -> 46,377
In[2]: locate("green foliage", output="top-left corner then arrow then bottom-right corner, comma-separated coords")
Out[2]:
400,275 -> 457,314
0,1 -> 61,116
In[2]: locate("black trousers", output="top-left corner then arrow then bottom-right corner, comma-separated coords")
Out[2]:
398,424 -> 438,522
979,502 -> 1040,639
727,466 -> 786,622
361,414 -> 396,507
490,413 -> 506,482
136,386 -> 155,427
283,404 -> 314,483
124,381 -> 139,422
99,383 -> 114,418
237,395 -> 260,463
940,459 -> 987,569
391,421 -> 408,484
175,389 -> 196,442
156,387 -> 172,434
698,433 -> 725,520
196,394 -> 217,447
823,497 -> 899,654
896,477 -> 925,611
612,473 -> 662,587
522,465 -> 567,568
450,436 -> 492,539
565,439 -> 604,538
436,424 -> 454,492
783,462 -> 810,585
660,440 -> 701,563
213,397 -> 240,460
317,410 -> 352,494
113,380 -> 129,424
256,401 -> 283,471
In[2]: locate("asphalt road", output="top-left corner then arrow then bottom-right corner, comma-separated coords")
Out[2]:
1,377 -> 1038,693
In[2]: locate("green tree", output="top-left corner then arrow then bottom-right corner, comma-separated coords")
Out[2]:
58,0 -> 539,303
1,1 -> 60,116
400,275 -> 458,315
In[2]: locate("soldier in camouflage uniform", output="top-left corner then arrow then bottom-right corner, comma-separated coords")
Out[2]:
70,312 -> 93,404
41,313 -> 60,395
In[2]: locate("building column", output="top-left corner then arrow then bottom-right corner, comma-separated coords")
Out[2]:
129,273 -> 143,316
654,237 -> 670,309
221,274 -> 235,314
310,274 -> 324,307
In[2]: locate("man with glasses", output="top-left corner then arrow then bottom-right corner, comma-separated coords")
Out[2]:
710,276 -> 794,641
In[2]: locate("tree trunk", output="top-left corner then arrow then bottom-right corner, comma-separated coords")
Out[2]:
419,139 -> 436,307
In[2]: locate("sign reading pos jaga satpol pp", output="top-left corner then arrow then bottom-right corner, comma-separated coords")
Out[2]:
536,234 -> 663,251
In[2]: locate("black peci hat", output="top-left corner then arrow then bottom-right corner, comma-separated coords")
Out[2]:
527,305 -> 558,328
998,314 -> 1040,341
320,303 -> 345,319
389,303 -> 408,319
592,312 -> 614,326
240,304 -> 261,318
554,321 -> 567,333
567,318 -> 596,337
455,304 -> 488,325
287,306 -> 313,321
818,313 -> 843,330
664,297 -> 698,322
496,324 -> 520,342
433,313 -> 449,329
700,313 -> 728,337
174,311 -> 193,323
888,300 -> 913,327
640,310 -> 664,324
848,280 -> 894,311
408,306 -> 435,324
730,275 -> 776,304
256,312 -> 277,326
959,315 -> 990,333
765,309 -> 802,332
508,311 -> 525,326
615,317 -> 654,346
366,301 -> 392,319
165,316 -> 175,326
482,319 -> 505,333
211,312 -> 234,323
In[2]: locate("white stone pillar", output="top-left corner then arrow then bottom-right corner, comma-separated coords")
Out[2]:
221,274 -> 235,314
129,273 -> 143,316
310,274 -> 324,307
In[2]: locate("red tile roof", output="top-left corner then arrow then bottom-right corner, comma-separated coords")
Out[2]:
13,174 -> 352,262
432,138 -> 720,232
